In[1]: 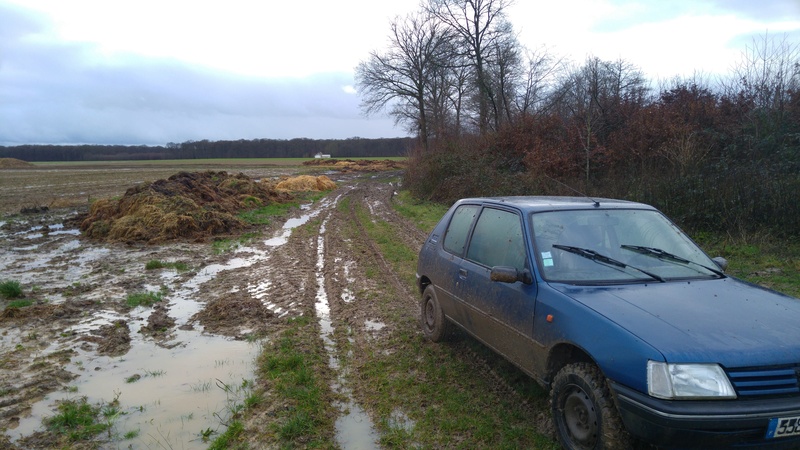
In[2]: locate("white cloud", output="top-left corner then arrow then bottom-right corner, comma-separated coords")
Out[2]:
1,0 -> 798,145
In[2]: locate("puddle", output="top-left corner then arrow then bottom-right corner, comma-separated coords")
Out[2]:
364,320 -> 385,332
1,194 -> 382,448
1,205 -> 335,448
9,329 -> 259,449
314,214 -> 380,450
264,201 -> 322,247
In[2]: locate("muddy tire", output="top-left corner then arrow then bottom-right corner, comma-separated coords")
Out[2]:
420,285 -> 450,342
551,363 -> 631,450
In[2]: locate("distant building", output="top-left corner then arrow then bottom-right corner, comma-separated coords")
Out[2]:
314,152 -> 331,159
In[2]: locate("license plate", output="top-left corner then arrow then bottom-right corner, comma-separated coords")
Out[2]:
766,416 -> 800,439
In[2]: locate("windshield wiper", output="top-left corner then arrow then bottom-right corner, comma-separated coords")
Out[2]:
553,244 -> 665,282
620,245 -> 725,277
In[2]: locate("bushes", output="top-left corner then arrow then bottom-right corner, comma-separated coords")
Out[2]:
404,138 -> 800,238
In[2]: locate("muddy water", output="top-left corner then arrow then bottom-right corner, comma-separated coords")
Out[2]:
1,217 -> 274,448
10,331 -> 258,449
1,194 -> 384,448
0,202 -> 333,447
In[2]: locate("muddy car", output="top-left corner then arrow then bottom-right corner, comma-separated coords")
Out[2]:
416,196 -> 800,449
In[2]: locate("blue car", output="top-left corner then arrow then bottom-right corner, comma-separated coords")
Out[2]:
416,196 -> 800,449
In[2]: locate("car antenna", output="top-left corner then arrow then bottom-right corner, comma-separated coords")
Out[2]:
543,174 -> 600,207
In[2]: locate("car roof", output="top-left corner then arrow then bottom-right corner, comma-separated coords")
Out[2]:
454,196 -> 658,213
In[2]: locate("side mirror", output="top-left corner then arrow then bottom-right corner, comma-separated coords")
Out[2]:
490,266 -> 533,285
712,256 -> 728,272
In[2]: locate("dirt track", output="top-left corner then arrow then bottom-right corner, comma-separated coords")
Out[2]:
0,172 -> 409,448
0,168 -> 557,449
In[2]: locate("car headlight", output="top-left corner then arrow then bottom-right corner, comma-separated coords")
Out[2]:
647,361 -> 736,400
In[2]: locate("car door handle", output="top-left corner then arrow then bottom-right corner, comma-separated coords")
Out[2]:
458,269 -> 467,279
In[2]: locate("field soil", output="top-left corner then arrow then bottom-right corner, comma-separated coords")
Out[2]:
0,163 -> 556,449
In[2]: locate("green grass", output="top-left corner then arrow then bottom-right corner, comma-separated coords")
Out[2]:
392,190 -> 449,234
125,290 -> 164,308
256,315 -> 335,446
212,232 -> 262,253
144,260 -> 189,271
33,157 -> 407,168
238,202 -> 296,225
696,233 -> 800,298
239,191 -> 330,226
341,190 -> 558,448
6,299 -> 32,308
208,420 -> 245,449
0,280 -> 23,299
44,397 -> 110,442
354,204 -> 418,287
123,429 -> 140,439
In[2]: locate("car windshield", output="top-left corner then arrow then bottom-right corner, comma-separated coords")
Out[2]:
531,208 -> 720,283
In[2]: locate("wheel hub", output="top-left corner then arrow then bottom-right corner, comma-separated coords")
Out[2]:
563,387 -> 598,447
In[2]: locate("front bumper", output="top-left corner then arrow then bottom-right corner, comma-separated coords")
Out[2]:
611,382 -> 800,449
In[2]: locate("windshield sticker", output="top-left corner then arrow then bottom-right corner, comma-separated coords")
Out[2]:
542,252 -> 554,267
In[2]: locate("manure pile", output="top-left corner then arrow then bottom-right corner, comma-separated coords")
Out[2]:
80,171 -> 291,243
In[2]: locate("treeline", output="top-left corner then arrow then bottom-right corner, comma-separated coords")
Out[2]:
0,137 -> 414,162
358,0 -> 799,237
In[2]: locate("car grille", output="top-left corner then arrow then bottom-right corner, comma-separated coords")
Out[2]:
726,365 -> 800,397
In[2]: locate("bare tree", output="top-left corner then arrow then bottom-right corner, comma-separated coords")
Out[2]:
721,32 -> 800,146
555,56 -> 648,182
516,45 -> 564,117
427,0 -> 516,134
355,11 -> 454,151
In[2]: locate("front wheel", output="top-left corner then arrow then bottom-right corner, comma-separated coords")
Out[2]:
551,363 -> 631,450
420,285 -> 450,342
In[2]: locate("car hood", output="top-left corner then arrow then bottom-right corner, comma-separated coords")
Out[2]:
553,278 -> 800,367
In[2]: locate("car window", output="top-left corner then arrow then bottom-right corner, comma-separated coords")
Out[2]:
443,205 -> 479,256
466,208 -> 526,270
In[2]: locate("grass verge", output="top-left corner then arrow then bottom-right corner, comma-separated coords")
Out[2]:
696,233 -> 800,297
345,191 -> 558,448
391,190 -> 450,234
252,315 -> 336,447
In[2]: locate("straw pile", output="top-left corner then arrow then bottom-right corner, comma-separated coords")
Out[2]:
274,175 -> 337,192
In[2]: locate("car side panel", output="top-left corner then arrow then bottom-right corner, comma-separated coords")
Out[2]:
455,258 -> 542,375
531,283 -> 663,391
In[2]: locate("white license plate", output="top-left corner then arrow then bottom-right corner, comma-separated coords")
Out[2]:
766,416 -> 800,439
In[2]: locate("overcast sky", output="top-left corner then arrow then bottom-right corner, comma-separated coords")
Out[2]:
1,0 -> 798,146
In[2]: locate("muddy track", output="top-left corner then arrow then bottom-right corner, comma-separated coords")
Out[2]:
1,171 -> 556,449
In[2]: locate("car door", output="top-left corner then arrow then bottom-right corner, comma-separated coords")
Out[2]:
432,203 -> 480,325
454,206 -> 540,371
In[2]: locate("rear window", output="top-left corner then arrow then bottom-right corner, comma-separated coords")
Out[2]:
443,205 -> 479,256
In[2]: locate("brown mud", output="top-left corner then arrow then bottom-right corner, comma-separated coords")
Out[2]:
0,168 -> 420,448
0,167 -> 554,449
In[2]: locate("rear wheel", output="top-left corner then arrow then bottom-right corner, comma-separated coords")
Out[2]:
420,285 -> 450,342
551,363 -> 631,450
